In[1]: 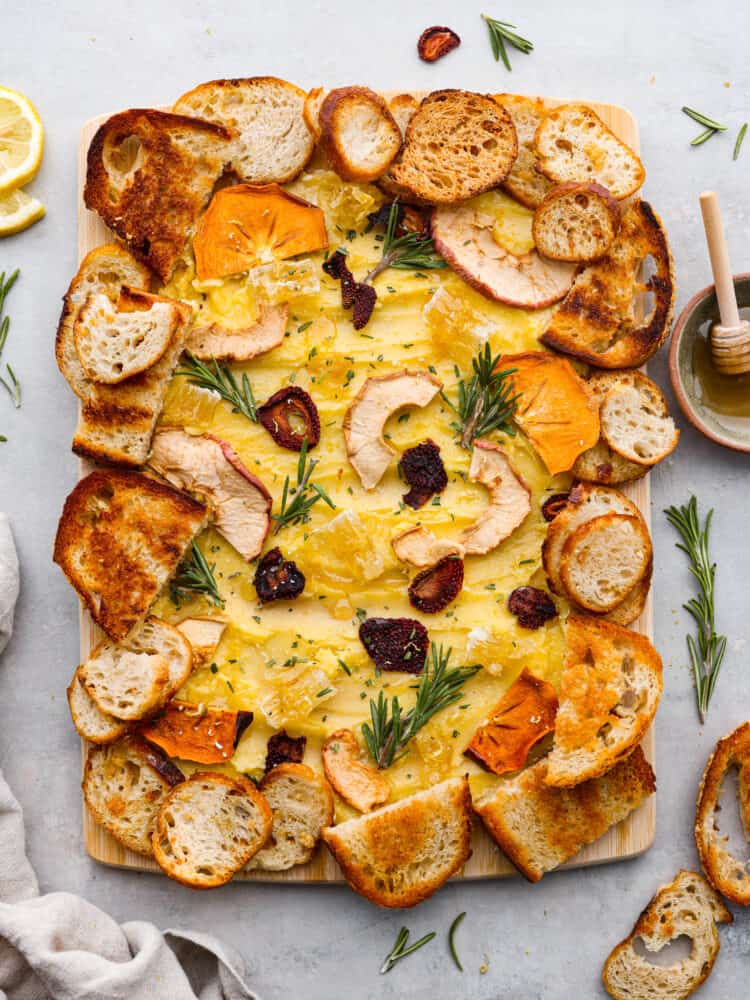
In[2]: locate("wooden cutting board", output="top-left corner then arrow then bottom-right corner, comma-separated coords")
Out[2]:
77,94 -> 655,883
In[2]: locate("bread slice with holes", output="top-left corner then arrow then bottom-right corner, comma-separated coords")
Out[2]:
496,94 -> 553,209
601,383 -> 679,466
247,763 -> 334,872
533,182 -> 621,262
83,735 -> 184,856
544,615 -> 662,788
322,776 -> 472,907
476,745 -> 655,882
152,772 -> 272,888
173,77 -> 314,185
534,104 -> 645,200
67,668 -> 129,744
572,371 -> 652,484
319,87 -> 402,183
602,869 -> 731,1000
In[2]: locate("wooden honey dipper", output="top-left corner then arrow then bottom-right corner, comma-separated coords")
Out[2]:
699,190 -> 750,375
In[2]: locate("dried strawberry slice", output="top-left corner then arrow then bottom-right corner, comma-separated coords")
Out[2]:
400,439 -> 448,509
264,729 -> 306,772
417,25 -> 461,63
507,587 -> 558,629
258,386 -> 321,452
253,547 -> 305,603
359,617 -> 429,674
408,556 -> 464,613
541,492 -> 570,522
351,282 -> 377,330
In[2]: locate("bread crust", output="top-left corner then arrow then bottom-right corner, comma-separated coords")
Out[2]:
319,87 -> 401,183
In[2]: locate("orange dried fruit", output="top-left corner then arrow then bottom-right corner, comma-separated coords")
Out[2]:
193,183 -> 328,281
464,668 -> 558,775
140,701 -> 253,764
417,25 -> 461,63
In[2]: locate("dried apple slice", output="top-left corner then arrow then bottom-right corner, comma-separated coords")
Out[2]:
186,304 -> 288,363
460,440 -> 531,556
322,729 -> 390,813
140,701 -> 253,764
392,525 -> 463,568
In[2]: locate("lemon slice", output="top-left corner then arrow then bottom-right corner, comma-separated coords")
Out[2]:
0,187 -> 45,237
0,87 -> 44,195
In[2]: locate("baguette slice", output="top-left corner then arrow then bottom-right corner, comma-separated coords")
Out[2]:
174,77 -> 314,184
319,87 -> 401,183
533,182 -> 621,262
153,772 -> 272,888
83,735 -> 184,856
186,303 -> 288,362
388,94 -> 419,138
303,87 -> 328,142
599,560 -> 652,628
496,94 -> 553,209
247,763 -> 334,872
534,104 -> 645,200
54,470 -> 208,642
603,870 -> 731,1000
601,384 -> 679,466
67,667 -> 129,744
475,745 -> 655,881
545,615 -> 663,787
322,776 -> 472,907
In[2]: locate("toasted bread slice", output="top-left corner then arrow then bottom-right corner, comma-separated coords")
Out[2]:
601,384 -> 679,466
475,745 -> 655,881
603,870 -> 731,1000
303,87 -> 328,142
54,470 -> 208,642
534,104 -> 645,200
152,772 -> 272,888
186,303 -> 288,362
83,735 -> 184,856
695,722 -> 750,905
247,763 -> 334,872
541,200 -> 675,369
388,94 -> 419,138
533,182 -> 621,262
599,560 -> 652,627
319,87 -> 401,183
67,667 -> 129,744
84,109 -> 232,281
545,615 -> 663,787
322,776 -> 472,907
496,94 -> 553,208
174,77 -> 313,185
389,90 -> 518,204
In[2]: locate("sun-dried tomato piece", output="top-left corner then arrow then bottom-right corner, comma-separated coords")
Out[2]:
359,617 -> 430,674
264,729 -> 306,772
253,547 -> 305,604
257,386 -> 321,452
507,587 -> 558,629
541,492 -> 570,522
322,250 -> 377,329
417,25 -> 461,62
408,555 -> 464,613
400,439 -> 448,509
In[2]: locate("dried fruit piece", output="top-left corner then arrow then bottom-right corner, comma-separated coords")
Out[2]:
322,250 -> 377,329
257,386 -> 321,452
392,525 -> 463,568
464,668 -> 558,775
140,701 -> 253,764
541,492 -> 570,522
507,587 -> 558,629
460,440 -> 531,555
367,202 -> 429,238
264,729 -> 307,772
417,25 -> 461,62
253,547 -> 305,603
359,617 -> 429,674
351,282 -> 377,330
322,728 -> 390,812
400,439 -> 448,509
408,555 -> 464,614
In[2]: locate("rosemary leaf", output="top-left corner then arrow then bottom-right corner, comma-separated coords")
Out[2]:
170,541 -> 225,608
380,926 -> 436,974
443,343 -> 519,448
682,106 -> 727,131
482,13 -> 533,71
176,353 -> 258,422
691,127 -> 718,147
734,122 -> 748,160
272,438 -> 336,534
0,365 -> 21,408
448,912 -> 466,971
0,270 -> 20,407
365,203 -> 445,284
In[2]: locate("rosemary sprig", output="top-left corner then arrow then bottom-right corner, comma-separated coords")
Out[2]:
272,438 -> 336,534
0,269 -> 21,409
482,13 -> 533,71
176,352 -> 257,422
443,343 -> 520,449
0,365 -> 21,408
362,644 -> 481,769
379,926 -> 436,974
734,122 -> 748,161
448,912 -> 466,971
682,106 -> 727,147
665,497 -> 727,724
364,202 -> 445,284
170,541 -> 225,608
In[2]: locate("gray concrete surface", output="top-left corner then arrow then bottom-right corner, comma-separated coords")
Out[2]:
1,1 -> 750,996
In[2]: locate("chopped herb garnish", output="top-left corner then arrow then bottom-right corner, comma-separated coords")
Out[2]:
298,321 -> 313,333
338,658 -> 352,676
316,688 -> 333,698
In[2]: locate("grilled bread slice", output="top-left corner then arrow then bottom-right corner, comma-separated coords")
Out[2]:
533,182 -> 621,262
389,90 -> 518,204
319,87 -> 402,183
83,735 -> 184,856
534,104 -> 645,200
695,722 -> 750,905
186,303 -> 288,362
545,615 -> 662,787
174,77 -> 314,185
67,667 -> 129,744
475,745 -> 655,882
541,200 -> 675,369
601,384 -> 679,466
84,109 -> 232,280
54,470 -> 208,642
496,94 -> 553,209
247,763 -> 334,872
602,870 -> 731,1000
152,772 -> 273,888
322,776 -> 472,907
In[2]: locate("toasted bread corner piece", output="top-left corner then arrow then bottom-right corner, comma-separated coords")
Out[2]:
319,87 -> 401,183
602,869 -> 731,1000
476,745 -> 655,882
533,181 -> 621,263
322,776 -> 472,907
68,667 -> 129,744
495,93 -> 553,208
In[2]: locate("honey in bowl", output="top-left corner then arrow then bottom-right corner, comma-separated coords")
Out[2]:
693,309 -> 750,425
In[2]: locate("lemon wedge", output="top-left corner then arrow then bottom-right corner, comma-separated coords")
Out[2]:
0,87 -> 44,194
0,187 -> 45,237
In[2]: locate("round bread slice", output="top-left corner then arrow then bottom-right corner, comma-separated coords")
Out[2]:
600,383 -> 679,466
67,667 -> 129,744
319,87 -> 401,183
571,438 -> 647,486
496,93 -> 553,209
247,763 -> 334,872
83,736 -> 184,856
532,182 -> 621,263
560,512 -> 652,612
153,772 -> 272,888
599,560 -> 652,627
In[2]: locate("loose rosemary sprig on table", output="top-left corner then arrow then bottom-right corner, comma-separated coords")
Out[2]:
682,106 -> 728,147
362,644 -> 481,769
364,202 -> 445,284
272,438 -> 336,534
176,352 -> 257,422
482,13 -> 533,71
448,912 -> 466,971
665,497 -> 727,723
170,541 -> 225,608
379,926 -> 436,974
444,343 -> 520,449
0,269 -> 21,410
734,122 -> 748,161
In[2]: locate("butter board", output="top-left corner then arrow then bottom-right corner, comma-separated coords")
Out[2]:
76,94 -> 655,883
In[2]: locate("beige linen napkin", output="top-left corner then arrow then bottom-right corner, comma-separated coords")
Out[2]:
0,514 -> 19,655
